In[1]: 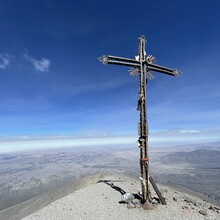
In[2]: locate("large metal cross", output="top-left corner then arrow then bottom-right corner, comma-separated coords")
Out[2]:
98,36 -> 180,205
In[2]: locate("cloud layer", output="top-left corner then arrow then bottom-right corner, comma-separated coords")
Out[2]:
1,129 -> 219,153
0,54 -> 11,70
24,54 -> 51,72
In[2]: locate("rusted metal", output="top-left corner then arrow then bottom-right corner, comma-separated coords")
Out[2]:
98,35 -> 180,205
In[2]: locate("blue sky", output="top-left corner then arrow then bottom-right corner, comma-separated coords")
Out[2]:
0,0 -> 220,151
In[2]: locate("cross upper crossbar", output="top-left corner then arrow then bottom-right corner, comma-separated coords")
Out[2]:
98,54 -> 181,77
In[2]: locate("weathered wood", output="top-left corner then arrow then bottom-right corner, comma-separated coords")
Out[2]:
149,176 -> 167,205
98,35 -> 180,205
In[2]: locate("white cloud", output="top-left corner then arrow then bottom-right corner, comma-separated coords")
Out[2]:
24,54 -> 51,73
0,54 -> 11,70
178,130 -> 201,133
150,129 -> 220,146
0,135 -> 136,153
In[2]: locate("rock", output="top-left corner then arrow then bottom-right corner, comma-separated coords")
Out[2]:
214,206 -> 220,211
127,203 -> 136,209
121,192 -> 135,204
199,210 -> 207,216
151,197 -> 160,204
209,206 -> 215,211
184,197 -> 198,206
132,198 -> 141,206
160,189 -> 168,193
182,206 -> 188,210
173,197 -> 177,201
142,202 -> 154,210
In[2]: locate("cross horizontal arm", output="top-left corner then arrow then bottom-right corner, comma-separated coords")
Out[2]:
98,55 -> 181,77
98,55 -> 140,68
107,55 -> 139,65
107,59 -> 140,68
148,63 -> 180,77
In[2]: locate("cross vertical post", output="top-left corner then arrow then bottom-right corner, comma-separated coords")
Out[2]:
98,36 -> 181,206
138,36 -> 151,203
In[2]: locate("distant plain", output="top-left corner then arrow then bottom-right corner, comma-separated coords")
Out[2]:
0,142 -> 220,213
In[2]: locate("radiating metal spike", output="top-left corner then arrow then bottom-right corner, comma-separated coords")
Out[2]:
138,35 -> 147,43
147,55 -> 156,64
129,67 -> 140,77
173,69 -> 181,77
98,55 -> 108,65
146,71 -> 155,80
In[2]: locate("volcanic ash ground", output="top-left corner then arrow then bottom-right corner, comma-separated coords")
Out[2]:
21,172 -> 220,220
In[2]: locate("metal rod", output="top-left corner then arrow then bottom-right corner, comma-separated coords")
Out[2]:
148,66 -> 178,76
147,63 -> 175,73
107,55 -> 139,64
107,60 -> 140,67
